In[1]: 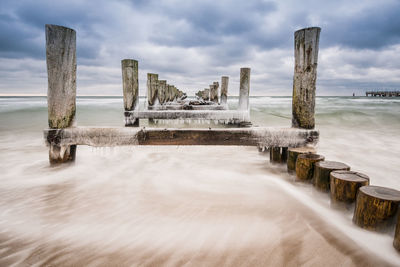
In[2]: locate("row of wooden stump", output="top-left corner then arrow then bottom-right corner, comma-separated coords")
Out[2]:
195,77 -> 229,105
262,146 -> 400,252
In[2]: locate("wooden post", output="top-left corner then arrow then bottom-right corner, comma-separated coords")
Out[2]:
292,27 -> 321,129
330,171 -> 369,205
158,80 -> 167,104
46,24 -> 77,164
122,59 -> 139,127
353,186 -> 400,232
210,82 -> 219,103
202,89 -> 210,101
296,153 -> 324,181
147,73 -> 158,107
239,68 -> 250,110
394,215 -> 400,251
313,161 -> 350,192
270,147 -> 281,163
287,147 -> 316,173
221,76 -> 229,106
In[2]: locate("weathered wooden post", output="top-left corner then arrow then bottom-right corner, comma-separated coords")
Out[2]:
353,186 -> 400,232
292,27 -> 321,129
202,89 -> 210,101
46,24 -> 77,164
122,59 -> 139,126
147,73 -> 158,107
158,80 -> 167,104
221,76 -> 229,106
239,68 -> 250,111
210,82 -> 219,103
269,147 -> 281,163
394,216 -> 400,251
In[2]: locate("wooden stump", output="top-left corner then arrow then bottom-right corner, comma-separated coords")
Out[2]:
353,186 -> 400,232
330,171 -> 369,205
313,161 -> 350,191
394,215 -> 400,251
287,147 -> 316,173
296,153 -> 324,181
147,73 -> 158,106
270,147 -> 281,163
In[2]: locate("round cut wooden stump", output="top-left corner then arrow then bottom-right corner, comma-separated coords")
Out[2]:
313,161 -> 350,192
353,186 -> 400,232
287,147 -> 316,173
296,153 -> 324,181
330,171 -> 369,205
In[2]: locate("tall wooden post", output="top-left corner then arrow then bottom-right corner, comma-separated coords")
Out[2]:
239,68 -> 250,110
147,73 -> 158,107
158,80 -> 167,104
122,59 -> 139,126
292,27 -> 321,129
221,76 -> 229,106
46,24 -> 76,164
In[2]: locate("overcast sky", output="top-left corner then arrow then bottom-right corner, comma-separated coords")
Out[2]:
1,0 -> 400,96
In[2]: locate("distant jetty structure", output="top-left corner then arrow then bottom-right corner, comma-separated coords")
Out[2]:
366,90 -> 400,97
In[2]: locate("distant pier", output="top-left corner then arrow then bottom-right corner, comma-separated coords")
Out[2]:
365,90 -> 400,97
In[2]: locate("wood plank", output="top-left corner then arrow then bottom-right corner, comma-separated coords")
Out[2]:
125,110 -> 249,120
44,127 -> 319,147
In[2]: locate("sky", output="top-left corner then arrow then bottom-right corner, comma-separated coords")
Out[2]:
1,0 -> 400,96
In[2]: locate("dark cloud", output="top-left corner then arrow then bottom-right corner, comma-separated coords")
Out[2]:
0,0 -> 400,95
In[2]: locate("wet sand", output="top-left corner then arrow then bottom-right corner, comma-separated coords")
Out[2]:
0,146 -> 396,266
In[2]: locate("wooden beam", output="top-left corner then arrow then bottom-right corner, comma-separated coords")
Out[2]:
147,104 -> 228,111
124,110 -> 249,121
44,127 -> 319,147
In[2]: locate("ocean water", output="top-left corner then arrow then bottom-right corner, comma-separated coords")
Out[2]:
0,96 -> 400,266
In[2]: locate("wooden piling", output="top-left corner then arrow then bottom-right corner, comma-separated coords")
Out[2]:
221,76 -> 229,106
296,153 -> 324,181
239,68 -> 250,110
122,59 -> 139,126
210,82 -> 219,103
202,89 -> 210,101
353,186 -> 400,232
158,80 -> 167,104
330,170 -> 369,205
313,161 -> 350,191
45,24 -> 77,164
287,147 -> 316,173
394,215 -> 400,251
147,73 -> 158,106
292,27 -> 321,129
270,147 -> 281,163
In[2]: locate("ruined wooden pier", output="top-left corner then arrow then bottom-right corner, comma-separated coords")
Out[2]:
43,24 -> 400,255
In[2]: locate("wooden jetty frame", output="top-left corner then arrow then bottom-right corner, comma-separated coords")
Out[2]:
365,90 -> 400,97
43,24 -> 320,164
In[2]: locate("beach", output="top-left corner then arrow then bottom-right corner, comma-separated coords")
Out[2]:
0,96 -> 399,266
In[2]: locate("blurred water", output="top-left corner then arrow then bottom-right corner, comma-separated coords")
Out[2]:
0,96 -> 399,266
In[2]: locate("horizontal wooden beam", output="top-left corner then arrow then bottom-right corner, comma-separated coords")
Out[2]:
147,105 -> 227,111
125,110 -> 249,121
44,127 -> 319,147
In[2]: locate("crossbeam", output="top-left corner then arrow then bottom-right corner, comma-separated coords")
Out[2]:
125,110 -> 249,121
147,105 -> 227,111
44,127 -> 319,147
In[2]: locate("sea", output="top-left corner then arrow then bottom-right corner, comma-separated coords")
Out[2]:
0,96 -> 399,266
